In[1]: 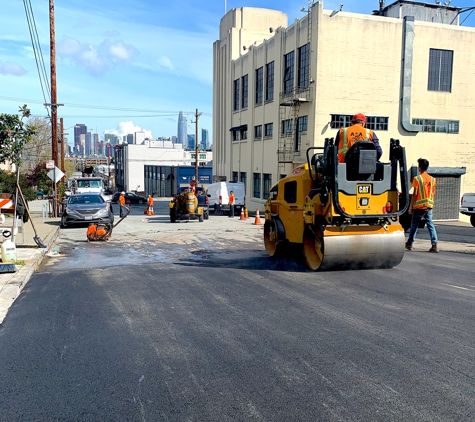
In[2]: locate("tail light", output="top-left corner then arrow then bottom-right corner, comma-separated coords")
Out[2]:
205,196 -> 209,205
219,195 -> 222,205
384,201 -> 393,213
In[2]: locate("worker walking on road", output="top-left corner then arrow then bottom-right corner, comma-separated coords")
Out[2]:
336,113 -> 383,163
147,195 -> 154,215
228,190 -> 235,218
405,158 -> 439,253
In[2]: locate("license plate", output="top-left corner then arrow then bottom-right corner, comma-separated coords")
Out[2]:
85,216 -> 93,220
357,184 -> 371,194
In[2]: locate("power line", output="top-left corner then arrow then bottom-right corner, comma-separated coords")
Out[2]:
0,96 -> 212,117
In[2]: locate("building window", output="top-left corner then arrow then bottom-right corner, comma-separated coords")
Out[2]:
266,61 -> 274,101
240,172 -> 247,188
295,116 -> 308,152
232,172 -> 238,182
412,118 -> 459,133
428,49 -> 453,92
255,67 -> 263,105
264,123 -> 273,137
330,114 -> 389,131
253,173 -> 261,198
232,131 -> 239,141
242,74 -> 248,109
298,43 -> 310,89
254,125 -> 262,140
283,51 -> 294,94
281,119 -> 293,135
233,79 -> 240,111
263,174 -> 272,199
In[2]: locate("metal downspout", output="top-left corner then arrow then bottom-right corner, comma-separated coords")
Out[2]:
401,16 -> 422,133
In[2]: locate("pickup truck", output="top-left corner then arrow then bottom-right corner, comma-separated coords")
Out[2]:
460,193 -> 475,227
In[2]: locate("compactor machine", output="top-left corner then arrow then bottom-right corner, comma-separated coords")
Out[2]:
169,188 -> 205,223
264,138 -> 410,270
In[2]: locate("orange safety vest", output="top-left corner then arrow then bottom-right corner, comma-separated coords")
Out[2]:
229,194 -> 235,205
119,195 -> 125,206
148,197 -> 154,206
412,173 -> 436,209
337,125 -> 375,163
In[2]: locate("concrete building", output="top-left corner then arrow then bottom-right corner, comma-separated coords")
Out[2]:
201,128 -> 210,150
114,140 -> 212,194
213,1 -> 474,219
177,111 -> 188,147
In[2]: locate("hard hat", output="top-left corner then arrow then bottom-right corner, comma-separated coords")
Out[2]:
121,191 -> 125,195
351,113 -> 366,123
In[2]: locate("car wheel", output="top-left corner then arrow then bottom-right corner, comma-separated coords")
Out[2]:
37,194 -> 44,200
470,215 -> 475,227
139,199 -> 145,204
204,210 -> 209,220
199,213 -> 204,222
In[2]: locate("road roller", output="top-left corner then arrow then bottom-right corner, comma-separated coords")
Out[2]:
264,138 -> 410,270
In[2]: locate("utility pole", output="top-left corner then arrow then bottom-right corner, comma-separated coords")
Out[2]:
195,108 -> 201,181
60,117 -> 65,184
49,0 -> 58,217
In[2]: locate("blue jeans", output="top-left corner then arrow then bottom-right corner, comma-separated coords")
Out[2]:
407,208 -> 438,245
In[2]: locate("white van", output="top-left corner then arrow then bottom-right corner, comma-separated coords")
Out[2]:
206,181 -> 245,216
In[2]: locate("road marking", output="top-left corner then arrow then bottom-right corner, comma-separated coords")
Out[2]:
440,283 -> 475,292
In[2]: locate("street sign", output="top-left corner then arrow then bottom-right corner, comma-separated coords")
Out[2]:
46,160 -> 54,169
47,166 -> 65,184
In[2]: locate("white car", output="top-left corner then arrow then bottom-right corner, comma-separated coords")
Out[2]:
460,193 -> 475,227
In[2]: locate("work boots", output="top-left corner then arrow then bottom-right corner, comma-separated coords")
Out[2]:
429,244 -> 439,253
405,243 -> 412,251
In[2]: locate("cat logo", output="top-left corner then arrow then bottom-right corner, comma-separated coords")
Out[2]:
357,184 -> 371,194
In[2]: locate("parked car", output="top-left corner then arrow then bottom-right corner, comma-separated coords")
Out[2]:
111,192 -> 147,204
36,190 -> 46,200
61,193 -> 114,228
460,193 -> 475,227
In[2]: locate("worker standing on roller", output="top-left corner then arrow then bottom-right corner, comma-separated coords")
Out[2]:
336,113 -> 383,163
405,158 -> 439,253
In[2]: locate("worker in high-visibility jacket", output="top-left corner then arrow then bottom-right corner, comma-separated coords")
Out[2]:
405,158 -> 439,253
336,113 -> 383,163
147,195 -> 154,215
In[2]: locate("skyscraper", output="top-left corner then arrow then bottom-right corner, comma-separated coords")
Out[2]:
201,128 -> 209,150
177,111 -> 187,147
74,124 -> 87,155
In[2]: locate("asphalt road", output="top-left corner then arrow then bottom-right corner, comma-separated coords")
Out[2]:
0,203 -> 474,421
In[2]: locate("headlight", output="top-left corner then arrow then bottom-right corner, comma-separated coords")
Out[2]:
94,208 -> 109,217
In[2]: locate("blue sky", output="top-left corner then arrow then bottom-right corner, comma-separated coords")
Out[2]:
1,0 -> 474,147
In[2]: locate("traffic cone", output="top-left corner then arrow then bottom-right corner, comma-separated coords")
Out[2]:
240,207 -> 245,220
253,208 -> 263,225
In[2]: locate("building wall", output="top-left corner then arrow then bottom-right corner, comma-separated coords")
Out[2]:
213,2 -> 475,215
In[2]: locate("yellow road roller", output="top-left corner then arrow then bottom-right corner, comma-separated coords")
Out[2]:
264,138 -> 410,270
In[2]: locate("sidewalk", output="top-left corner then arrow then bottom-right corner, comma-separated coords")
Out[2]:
0,200 -> 60,324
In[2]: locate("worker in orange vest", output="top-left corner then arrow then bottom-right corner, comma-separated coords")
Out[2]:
228,190 -> 235,218
336,113 -> 383,163
147,195 -> 154,215
405,158 -> 439,253
118,191 -> 127,218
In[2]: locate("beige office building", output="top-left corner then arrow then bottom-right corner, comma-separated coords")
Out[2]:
213,1 -> 475,220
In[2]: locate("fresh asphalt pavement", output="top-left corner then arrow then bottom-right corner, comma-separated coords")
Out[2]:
0,199 -> 474,420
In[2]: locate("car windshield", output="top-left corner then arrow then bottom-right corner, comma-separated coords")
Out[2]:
69,195 -> 104,204
77,180 -> 102,188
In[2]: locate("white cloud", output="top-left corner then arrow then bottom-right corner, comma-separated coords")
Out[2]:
105,121 -> 153,139
0,61 -> 26,76
156,56 -> 175,71
57,36 -> 139,77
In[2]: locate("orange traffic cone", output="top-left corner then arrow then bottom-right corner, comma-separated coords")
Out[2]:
240,207 -> 245,220
253,208 -> 263,225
